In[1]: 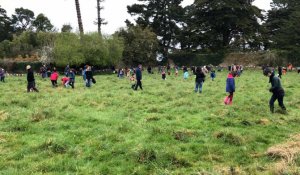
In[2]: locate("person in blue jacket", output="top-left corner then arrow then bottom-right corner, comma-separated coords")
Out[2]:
134,64 -> 143,90
225,71 -> 236,105
68,69 -> 76,89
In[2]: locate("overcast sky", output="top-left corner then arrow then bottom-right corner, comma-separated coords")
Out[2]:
0,0 -> 272,34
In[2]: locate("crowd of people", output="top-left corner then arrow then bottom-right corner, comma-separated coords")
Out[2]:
0,61 -> 297,113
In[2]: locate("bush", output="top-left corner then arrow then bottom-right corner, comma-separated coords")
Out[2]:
168,52 -> 225,66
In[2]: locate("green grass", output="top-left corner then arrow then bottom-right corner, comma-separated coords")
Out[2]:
0,70 -> 300,174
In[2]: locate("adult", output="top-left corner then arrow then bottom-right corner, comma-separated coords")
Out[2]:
26,65 -> 39,92
134,64 -> 143,90
64,65 -> 70,76
264,68 -> 286,113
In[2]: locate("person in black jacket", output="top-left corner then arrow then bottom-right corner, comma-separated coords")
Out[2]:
26,65 -> 39,92
134,64 -> 143,90
195,67 -> 206,93
264,68 -> 286,113
85,66 -> 93,87
278,66 -> 282,79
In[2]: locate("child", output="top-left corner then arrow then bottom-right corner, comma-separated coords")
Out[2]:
61,76 -> 70,87
0,68 -> 5,82
175,66 -> 179,77
210,70 -> 216,81
183,70 -> 189,80
130,73 -> 136,89
68,69 -> 75,89
195,67 -> 205,93
264,68 -> 286,113
50,68 -> 59,87
162,70 -> 166,80
26,65 -> 39,92
85,66 -> 93,87
224,71 -> 235,105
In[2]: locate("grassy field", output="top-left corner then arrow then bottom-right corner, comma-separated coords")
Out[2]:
0,70 -> 300,174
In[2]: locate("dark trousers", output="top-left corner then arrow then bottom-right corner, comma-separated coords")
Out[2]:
269,93 -> 286,111
134,80 -> 142,90
51,80 -> 58,87
0,76 -> 4,82
27,81 -> 39,92
69,79 -> 75,89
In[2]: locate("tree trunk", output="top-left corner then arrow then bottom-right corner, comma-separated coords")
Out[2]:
97,0 -> 101,35
75,0 -> 84,35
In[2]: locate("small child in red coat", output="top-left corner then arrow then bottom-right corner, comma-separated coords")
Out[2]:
61,76 -> 70,87
50,69 -> 59,87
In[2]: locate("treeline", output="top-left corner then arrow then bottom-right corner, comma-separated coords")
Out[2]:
1,0 -> 300,66
0,6 -> 158,67
126,0 -> 300,64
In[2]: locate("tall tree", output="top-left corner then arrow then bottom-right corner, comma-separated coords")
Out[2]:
96,0 -> 107,36
116,26 -> 159,66
32,13 -> 54,32
75,0 -> 84,35
265,0 -> 300,63
127,0 -> 185,56
11,7 -> 35,33
0,5 -> 12,42
187,0 -> 263,52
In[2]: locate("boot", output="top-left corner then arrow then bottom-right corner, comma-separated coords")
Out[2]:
281,105 -> 286,111
270,106 -> 274,113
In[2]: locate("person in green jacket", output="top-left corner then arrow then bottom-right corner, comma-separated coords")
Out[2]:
264,68 -> 286,113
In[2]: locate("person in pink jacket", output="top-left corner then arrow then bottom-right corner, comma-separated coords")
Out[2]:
50,68 -> 59,87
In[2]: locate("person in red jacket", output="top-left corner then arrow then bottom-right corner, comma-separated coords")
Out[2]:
61,76 -> 70,87
50,68 -> 59,87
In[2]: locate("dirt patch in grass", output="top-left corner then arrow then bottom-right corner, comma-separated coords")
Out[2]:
0,111 -> 8,121
256,118 -> 270,125
266,134 -> 300,174
173,130 -> 195,142
137,148 -> 156,163
214,131 -> 245,146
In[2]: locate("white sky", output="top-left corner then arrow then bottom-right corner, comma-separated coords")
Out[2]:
0,0 -> 272,35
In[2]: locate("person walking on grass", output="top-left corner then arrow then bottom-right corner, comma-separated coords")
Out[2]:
278,66 -> 282,79
224,71 -> 236,105
183,69 -> 189,80
26,65 -> 39,92
50,68 -> 59,87
0,68 -> 5,82
64,65 -> 70,76
264,68 -> 286,113
85,66 -> 94,87
195,67 -> 206,93
134,64 -> 143,90
68,69 -> 75,89
162,69 -> 166,80
210,69 -> 216,81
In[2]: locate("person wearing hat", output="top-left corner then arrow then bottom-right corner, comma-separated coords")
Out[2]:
26,65 -> 39,92
263,68 -> 286,113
